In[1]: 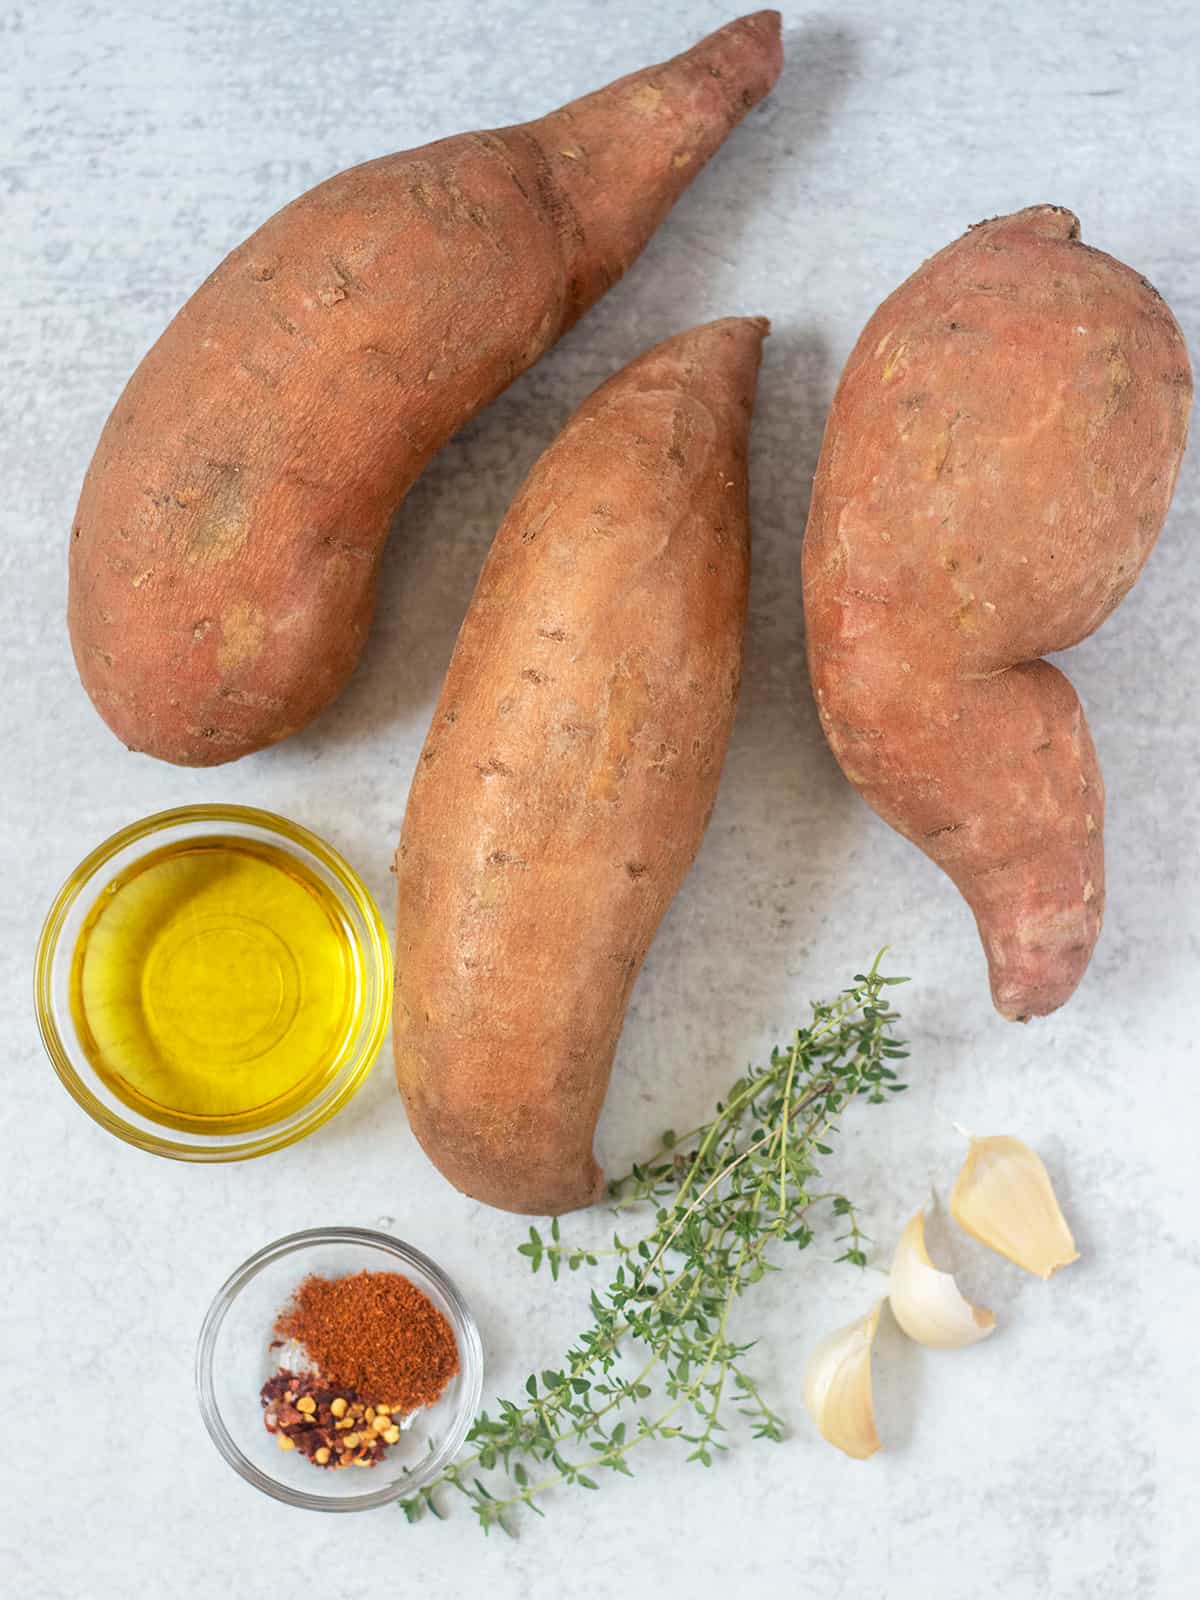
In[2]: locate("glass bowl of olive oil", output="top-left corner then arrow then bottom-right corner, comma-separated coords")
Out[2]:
35,806 -> 392,1160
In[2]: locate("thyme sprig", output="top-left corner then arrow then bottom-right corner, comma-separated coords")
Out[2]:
401,953 -> 908,1535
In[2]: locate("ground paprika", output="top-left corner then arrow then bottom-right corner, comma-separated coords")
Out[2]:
273,1270 -> 459,1414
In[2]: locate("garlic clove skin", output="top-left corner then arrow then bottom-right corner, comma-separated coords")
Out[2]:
802,1302 -> 882,1460
888,1209 -> 996,1348
950,1134 -> 1079,1280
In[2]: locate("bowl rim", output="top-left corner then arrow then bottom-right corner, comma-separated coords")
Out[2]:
195,1226 -> 484,1512
33,803 -> 393,1162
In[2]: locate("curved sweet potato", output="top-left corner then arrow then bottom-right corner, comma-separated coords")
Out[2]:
68,13 -> 782,766
803,206 -> 1192,1020
393,317 -> 766,1214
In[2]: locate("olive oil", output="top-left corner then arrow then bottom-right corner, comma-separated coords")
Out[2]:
69,836 -> 362,1134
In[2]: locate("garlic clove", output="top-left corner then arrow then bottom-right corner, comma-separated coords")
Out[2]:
950,1134 -> 1079,1279
802,1302 -> 882,1459
888,1209 -> 996,1348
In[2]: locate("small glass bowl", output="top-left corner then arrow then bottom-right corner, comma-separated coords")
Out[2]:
196,1228 -> 483,1511
34,804 -> 392,1161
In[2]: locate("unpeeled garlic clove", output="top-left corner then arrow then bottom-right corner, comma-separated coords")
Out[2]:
950,1134 -> 1079,1279
802,1302 -> 882,1459
888,1209 -> 996,1348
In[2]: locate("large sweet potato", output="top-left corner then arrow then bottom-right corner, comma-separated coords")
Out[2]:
393,318 -> 766,1214
68,13 -> 782,766
802,206 -> 1192,1020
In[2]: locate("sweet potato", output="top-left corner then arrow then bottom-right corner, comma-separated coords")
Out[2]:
393,317 -> 766,1214
802,206 -> 1192,1020
68,13 -> 782,767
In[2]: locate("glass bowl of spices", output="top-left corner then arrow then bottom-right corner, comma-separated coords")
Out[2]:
34,805 -> 392,1160
196,1227 -> 483,1511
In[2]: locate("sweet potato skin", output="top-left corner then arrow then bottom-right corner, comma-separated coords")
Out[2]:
393,318 -> 766,1214
803,206 -> 1192,1020
68,13 -> 782,767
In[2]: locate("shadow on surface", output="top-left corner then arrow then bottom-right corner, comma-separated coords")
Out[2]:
874,1298 -> 924,1452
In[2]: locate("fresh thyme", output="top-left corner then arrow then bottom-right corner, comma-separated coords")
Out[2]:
401,953 -> 908,1534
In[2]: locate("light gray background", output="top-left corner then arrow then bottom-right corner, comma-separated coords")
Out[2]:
2,2 -> 1196,1595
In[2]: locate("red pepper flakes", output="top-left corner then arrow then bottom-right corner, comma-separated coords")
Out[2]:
261,1371 -> 394,1469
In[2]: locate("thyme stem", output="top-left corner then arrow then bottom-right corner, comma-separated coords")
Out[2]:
400,954 -> 909,1535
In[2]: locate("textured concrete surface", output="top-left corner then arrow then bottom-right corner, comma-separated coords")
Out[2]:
2,2 -> 1196,1596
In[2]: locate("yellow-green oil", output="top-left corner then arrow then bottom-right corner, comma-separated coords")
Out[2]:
69,836 -> 362,1134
